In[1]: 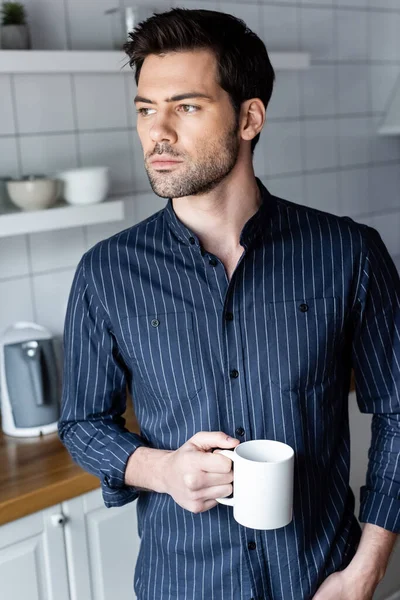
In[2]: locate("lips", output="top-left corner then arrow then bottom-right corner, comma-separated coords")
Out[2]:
150,157 -> 182,165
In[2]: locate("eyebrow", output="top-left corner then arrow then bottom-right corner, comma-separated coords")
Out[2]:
134,92 -> 214,105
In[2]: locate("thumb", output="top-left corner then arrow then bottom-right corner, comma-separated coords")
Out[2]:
189,431 -> 240,452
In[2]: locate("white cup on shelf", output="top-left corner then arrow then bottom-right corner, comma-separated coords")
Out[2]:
57,166 -> 110,206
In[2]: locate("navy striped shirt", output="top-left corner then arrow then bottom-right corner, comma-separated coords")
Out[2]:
59,177 -> 400,600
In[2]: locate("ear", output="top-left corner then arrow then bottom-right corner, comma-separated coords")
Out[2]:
240,98 -> 266,143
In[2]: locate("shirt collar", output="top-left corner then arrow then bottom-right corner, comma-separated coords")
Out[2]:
164,177 -> 277,250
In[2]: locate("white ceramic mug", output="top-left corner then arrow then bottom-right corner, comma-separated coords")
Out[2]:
215,439 -> 294,530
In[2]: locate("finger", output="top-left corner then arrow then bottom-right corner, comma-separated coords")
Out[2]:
189,431 -> 240,452
199,484 -> 233,502
198,499 -> 218,513
198,451 -> 234,474
200,471 -> 234,488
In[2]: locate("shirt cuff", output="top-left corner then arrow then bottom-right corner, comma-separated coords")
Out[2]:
100,431 -> 148,507
359,486 -> 400,533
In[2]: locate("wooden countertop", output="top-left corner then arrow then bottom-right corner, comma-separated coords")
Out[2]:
0,374 -> 356,527
0,399 -> 140,526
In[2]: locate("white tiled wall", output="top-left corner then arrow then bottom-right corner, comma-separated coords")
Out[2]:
0,0 -> 399,336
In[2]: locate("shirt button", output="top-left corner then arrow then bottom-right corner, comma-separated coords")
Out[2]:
151,318 -> 160,327
230,369 -> 239,379
189,236 -> 195,245
248,541 -> 256,550
299,303 -> 309,312
225,312 -> 234,321
235,427 -> 245,437
209,258 -> 218,266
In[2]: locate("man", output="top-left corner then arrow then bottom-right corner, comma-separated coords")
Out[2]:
59,8 -> 400,600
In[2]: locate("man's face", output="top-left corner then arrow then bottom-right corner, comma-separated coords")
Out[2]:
134,49 -> 241,199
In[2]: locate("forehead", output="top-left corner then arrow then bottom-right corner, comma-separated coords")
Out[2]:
138,49 -> 220,94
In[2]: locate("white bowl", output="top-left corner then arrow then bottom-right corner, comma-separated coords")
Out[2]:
6,178 -> 59,211
57,166 -> 110,206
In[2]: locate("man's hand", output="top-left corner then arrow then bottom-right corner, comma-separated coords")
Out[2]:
161,431 -> 240,513
311,567 -> 378,600
312,522 -> 399,600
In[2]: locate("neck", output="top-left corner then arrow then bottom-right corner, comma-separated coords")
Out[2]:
171,175 -> 262,254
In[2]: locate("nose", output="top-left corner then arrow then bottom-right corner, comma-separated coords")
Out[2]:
149,113 -> 177,145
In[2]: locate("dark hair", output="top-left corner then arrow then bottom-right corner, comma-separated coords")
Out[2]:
124,7 -> 275,154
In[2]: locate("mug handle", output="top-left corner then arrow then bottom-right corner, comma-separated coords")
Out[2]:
215,449 -> 235,506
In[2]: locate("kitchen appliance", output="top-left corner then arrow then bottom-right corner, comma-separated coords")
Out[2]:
0,322 -> 61,437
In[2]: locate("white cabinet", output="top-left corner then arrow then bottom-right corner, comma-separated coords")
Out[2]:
0,489 -> 141,600
62,488 -> 141,600
0,504 -> 70,600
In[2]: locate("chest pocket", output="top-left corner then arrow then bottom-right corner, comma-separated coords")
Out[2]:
266,297 -> 341,391
120,311 -> 202,401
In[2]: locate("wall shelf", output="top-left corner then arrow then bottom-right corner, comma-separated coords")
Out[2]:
0,50 -> 311,73
0,198 -> 125,238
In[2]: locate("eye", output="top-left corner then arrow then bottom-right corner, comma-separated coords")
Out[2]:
177,104 -> 199,113
136,107 -> 156,116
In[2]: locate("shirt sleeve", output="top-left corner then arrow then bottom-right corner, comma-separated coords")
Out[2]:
58,253 -> 149,508
351,225 -> 400,533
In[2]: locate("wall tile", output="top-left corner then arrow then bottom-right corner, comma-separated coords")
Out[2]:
336,0 -> 367,6
19,134 -> 79,178
301,0 -> 333,4
253,134 -> 268,179
21,0 -> 68,49
300,66 -> 336,117
0,76 -> 16,135
130,131 -> 152,194
368,165 -> 400,214
369,11 -> 400,61
264,175 -> 305,206
32,268 -> 76,336
28,228 -> 86,273
371,211 -> 400,258
261,120 -> 303,176
0,236 -> 30,280
339,168 -> 370,217
267,73 -> 300,120
300,7 -> 335,61
305,172 -> 340,215
133,192 -> 168,224
0,277 -> 34,334
0,138 -> 20,179
174,0 -> 219,8
337,65 -> 369,115
125,73 -> 138,129
85,221 -> 130,252
262,5 -> 299,52
219,2 -> 262,38
369,65 -> 400,114
369,0 -> 400,9
78,130 -> 134,195
74,74 -> 129,131
336,9 -> 367,60
65,0 -> 116,50
14,75 -> 74,134
368,116 -> 400,163
338,116 -> 370,167
303,119 -> 338,171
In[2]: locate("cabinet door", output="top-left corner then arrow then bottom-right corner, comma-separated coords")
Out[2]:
63,488 -> 141,600
0,505 -> 70,600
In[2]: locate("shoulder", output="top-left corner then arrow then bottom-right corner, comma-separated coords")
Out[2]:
271,193 -> 370,248
81,207 -> 165,274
